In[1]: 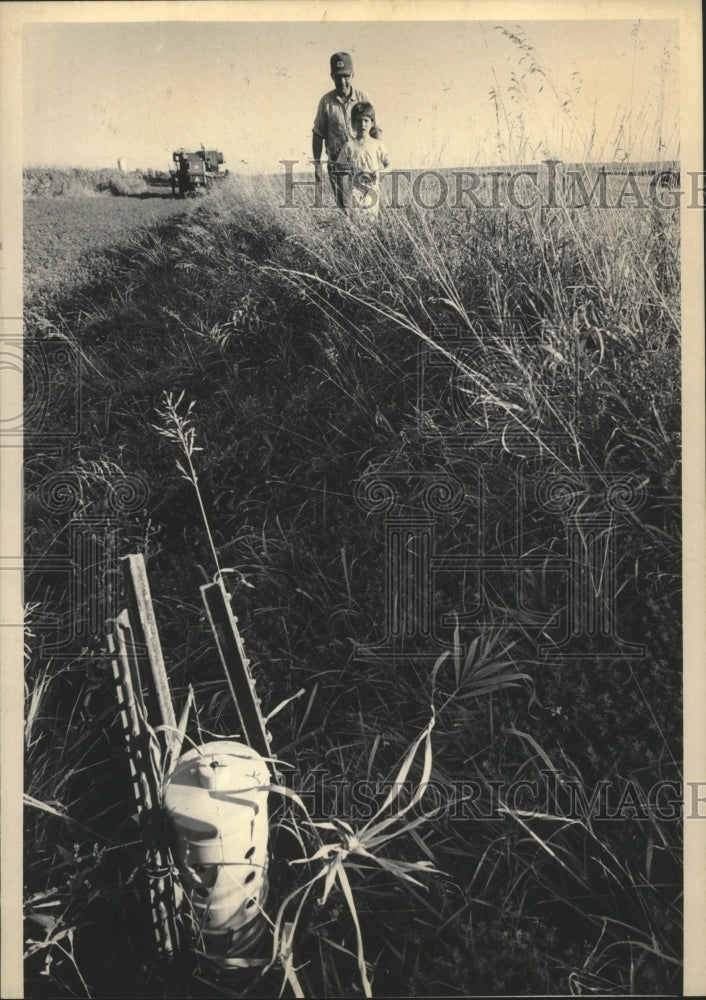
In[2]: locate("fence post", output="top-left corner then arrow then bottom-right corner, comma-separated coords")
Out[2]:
200,579 -> 274,765
120,554 -> 177,756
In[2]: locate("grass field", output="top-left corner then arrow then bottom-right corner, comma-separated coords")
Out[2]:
23,162 -> 682,998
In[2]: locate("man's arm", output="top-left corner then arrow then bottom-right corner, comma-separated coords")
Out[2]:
312,95 -> 326,182
312,133 -> 324,175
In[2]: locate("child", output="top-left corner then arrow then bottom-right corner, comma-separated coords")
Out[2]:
335,102 -> 389,218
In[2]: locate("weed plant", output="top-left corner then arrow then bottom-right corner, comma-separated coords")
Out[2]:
24,135 -> 681,997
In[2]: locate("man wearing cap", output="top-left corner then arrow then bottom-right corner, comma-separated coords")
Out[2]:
312,52 -> 377,209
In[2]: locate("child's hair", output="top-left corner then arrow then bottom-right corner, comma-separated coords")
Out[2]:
351,101 -> 376,125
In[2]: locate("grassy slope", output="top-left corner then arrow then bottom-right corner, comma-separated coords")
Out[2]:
24,175 -> 682,997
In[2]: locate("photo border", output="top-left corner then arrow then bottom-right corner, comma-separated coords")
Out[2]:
1,2 -> 702,996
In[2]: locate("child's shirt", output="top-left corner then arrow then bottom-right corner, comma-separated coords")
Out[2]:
336,136 -> 389,192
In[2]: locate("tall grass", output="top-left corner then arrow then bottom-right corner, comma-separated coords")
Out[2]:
24,116 -> 681,996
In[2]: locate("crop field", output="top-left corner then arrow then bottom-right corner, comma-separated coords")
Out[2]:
24,191 -> 190,308
23,163 -> 681,999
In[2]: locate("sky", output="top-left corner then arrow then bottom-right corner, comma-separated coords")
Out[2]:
22,17 -> 679,173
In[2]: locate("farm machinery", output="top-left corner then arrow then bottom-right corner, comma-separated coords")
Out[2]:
170,146 -> 227,197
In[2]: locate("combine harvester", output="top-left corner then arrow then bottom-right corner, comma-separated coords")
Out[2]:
170,146 -> 227,197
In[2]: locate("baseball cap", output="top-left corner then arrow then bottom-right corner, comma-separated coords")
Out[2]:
330,52 -> 353,75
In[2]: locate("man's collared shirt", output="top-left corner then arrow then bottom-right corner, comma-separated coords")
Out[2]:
313,87 -> 369,160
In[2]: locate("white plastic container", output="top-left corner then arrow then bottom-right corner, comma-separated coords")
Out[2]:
163,740 -> 270,959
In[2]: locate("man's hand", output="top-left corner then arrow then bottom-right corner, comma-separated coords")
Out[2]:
313,160 -> 323,184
